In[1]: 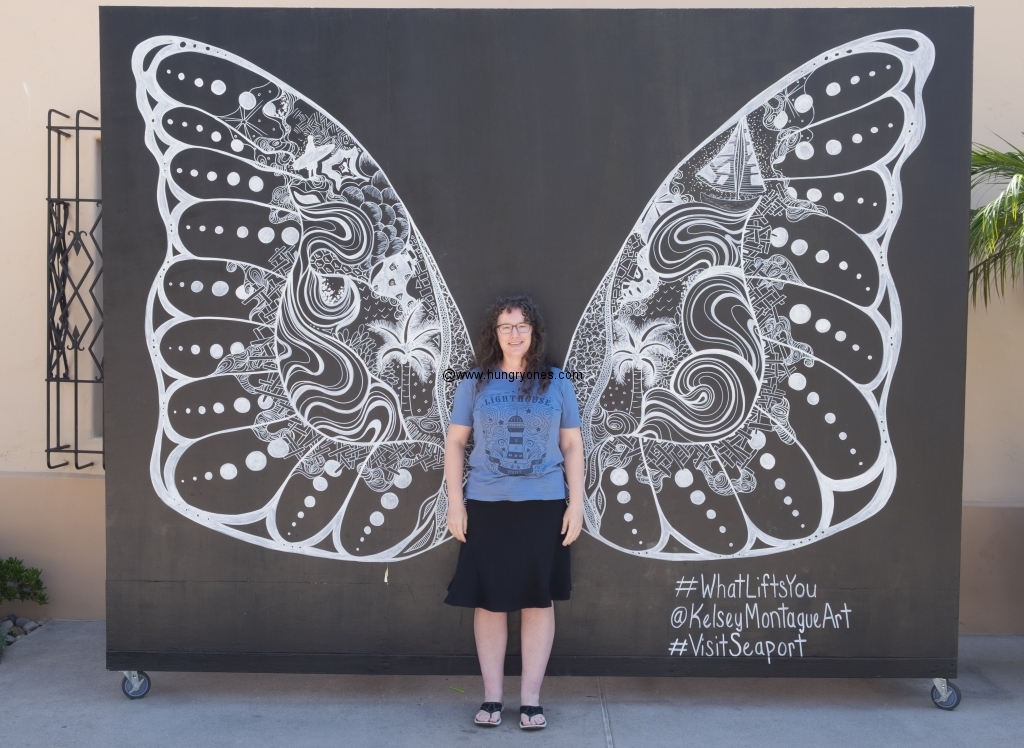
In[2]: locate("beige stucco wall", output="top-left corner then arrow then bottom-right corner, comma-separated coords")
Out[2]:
2,1 -> 1023,624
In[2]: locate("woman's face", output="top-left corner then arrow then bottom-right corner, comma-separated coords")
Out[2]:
496,307 -> 532,362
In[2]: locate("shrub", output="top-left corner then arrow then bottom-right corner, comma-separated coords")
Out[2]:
0,557 -> 49,606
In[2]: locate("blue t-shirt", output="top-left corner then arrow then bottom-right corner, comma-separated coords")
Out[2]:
450,368 -> 582,501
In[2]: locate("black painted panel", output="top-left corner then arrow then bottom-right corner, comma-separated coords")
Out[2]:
101,7 -> 972,675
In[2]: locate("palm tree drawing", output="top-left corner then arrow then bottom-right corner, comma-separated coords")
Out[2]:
610,317 -> 676,416
369,301 -> 442,414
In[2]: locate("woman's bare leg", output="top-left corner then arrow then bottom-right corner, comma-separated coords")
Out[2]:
520,606 -> 555,726
474,608 -> 508,723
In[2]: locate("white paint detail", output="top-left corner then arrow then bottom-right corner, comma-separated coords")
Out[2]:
137,31 -> 927,565
789,304 -> 812,324
245,451 -> 267,471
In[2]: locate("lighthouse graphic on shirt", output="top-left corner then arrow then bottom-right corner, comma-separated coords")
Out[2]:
480,395 -> 553,476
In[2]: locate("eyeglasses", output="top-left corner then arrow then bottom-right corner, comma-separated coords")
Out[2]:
496,323 -> 533,336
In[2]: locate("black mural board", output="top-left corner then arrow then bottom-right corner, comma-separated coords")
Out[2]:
102,7 -> 972,676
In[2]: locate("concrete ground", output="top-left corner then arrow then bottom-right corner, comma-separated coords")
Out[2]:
2,622 -> 1021,747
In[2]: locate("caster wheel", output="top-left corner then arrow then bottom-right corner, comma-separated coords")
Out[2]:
931,680 -> 961,710
122,671 -> 151,700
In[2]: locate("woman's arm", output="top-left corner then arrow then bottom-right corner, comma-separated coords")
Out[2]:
444,424 -> 473,542
559,427 -> 585,546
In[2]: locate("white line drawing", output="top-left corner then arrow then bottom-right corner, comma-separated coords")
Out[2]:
565,30 -> 932,558
133,30 -> 932,562
134,36 -> 473,561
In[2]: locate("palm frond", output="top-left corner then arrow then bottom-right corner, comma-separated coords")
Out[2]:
968,136 -> 1024,304
969,169 -> 1024,304
971,141 -> 1024,189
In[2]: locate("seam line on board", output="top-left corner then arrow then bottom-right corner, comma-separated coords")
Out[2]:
599,676 -> 615,748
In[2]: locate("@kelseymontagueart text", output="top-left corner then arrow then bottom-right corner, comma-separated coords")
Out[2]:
669,573 -> 853,663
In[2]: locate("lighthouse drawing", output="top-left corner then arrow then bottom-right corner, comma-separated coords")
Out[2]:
506,414 -> 525,461
481,404 -> 552,476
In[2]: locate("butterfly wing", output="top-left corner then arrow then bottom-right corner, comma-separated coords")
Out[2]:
565,31 -> 932,559
135,37 -> 473,561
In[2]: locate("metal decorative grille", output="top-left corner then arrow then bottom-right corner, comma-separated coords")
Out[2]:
46,109 -> 103,469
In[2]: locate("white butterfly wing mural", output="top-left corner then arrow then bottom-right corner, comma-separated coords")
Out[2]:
565,31 -> 933,559
134,30 -> 931,563
135,37 -> 473,561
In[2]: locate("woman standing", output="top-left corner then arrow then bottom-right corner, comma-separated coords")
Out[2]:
444,295 -> 585,730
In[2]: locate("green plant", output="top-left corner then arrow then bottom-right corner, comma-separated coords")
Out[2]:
0,557 -> 49,606
969,138 -> 1024,303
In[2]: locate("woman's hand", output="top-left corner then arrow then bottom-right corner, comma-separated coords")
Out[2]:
559,427 -> 586,546
561,501 -> 584,546
444,424 -> 472,542
447,499 -> 468,543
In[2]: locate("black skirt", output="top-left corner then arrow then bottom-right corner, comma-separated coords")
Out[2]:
444,499 -> 572,612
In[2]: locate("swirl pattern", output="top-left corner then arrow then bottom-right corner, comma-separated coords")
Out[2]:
136,30 -> 933,565
565,30 -> 933,559
136,37 -> 473,561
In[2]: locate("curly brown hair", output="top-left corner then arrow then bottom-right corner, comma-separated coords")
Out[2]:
475,294 -> 554,395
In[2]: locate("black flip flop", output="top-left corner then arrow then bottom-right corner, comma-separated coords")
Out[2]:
520,705 -> 546,730
475,702 -> 502,727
